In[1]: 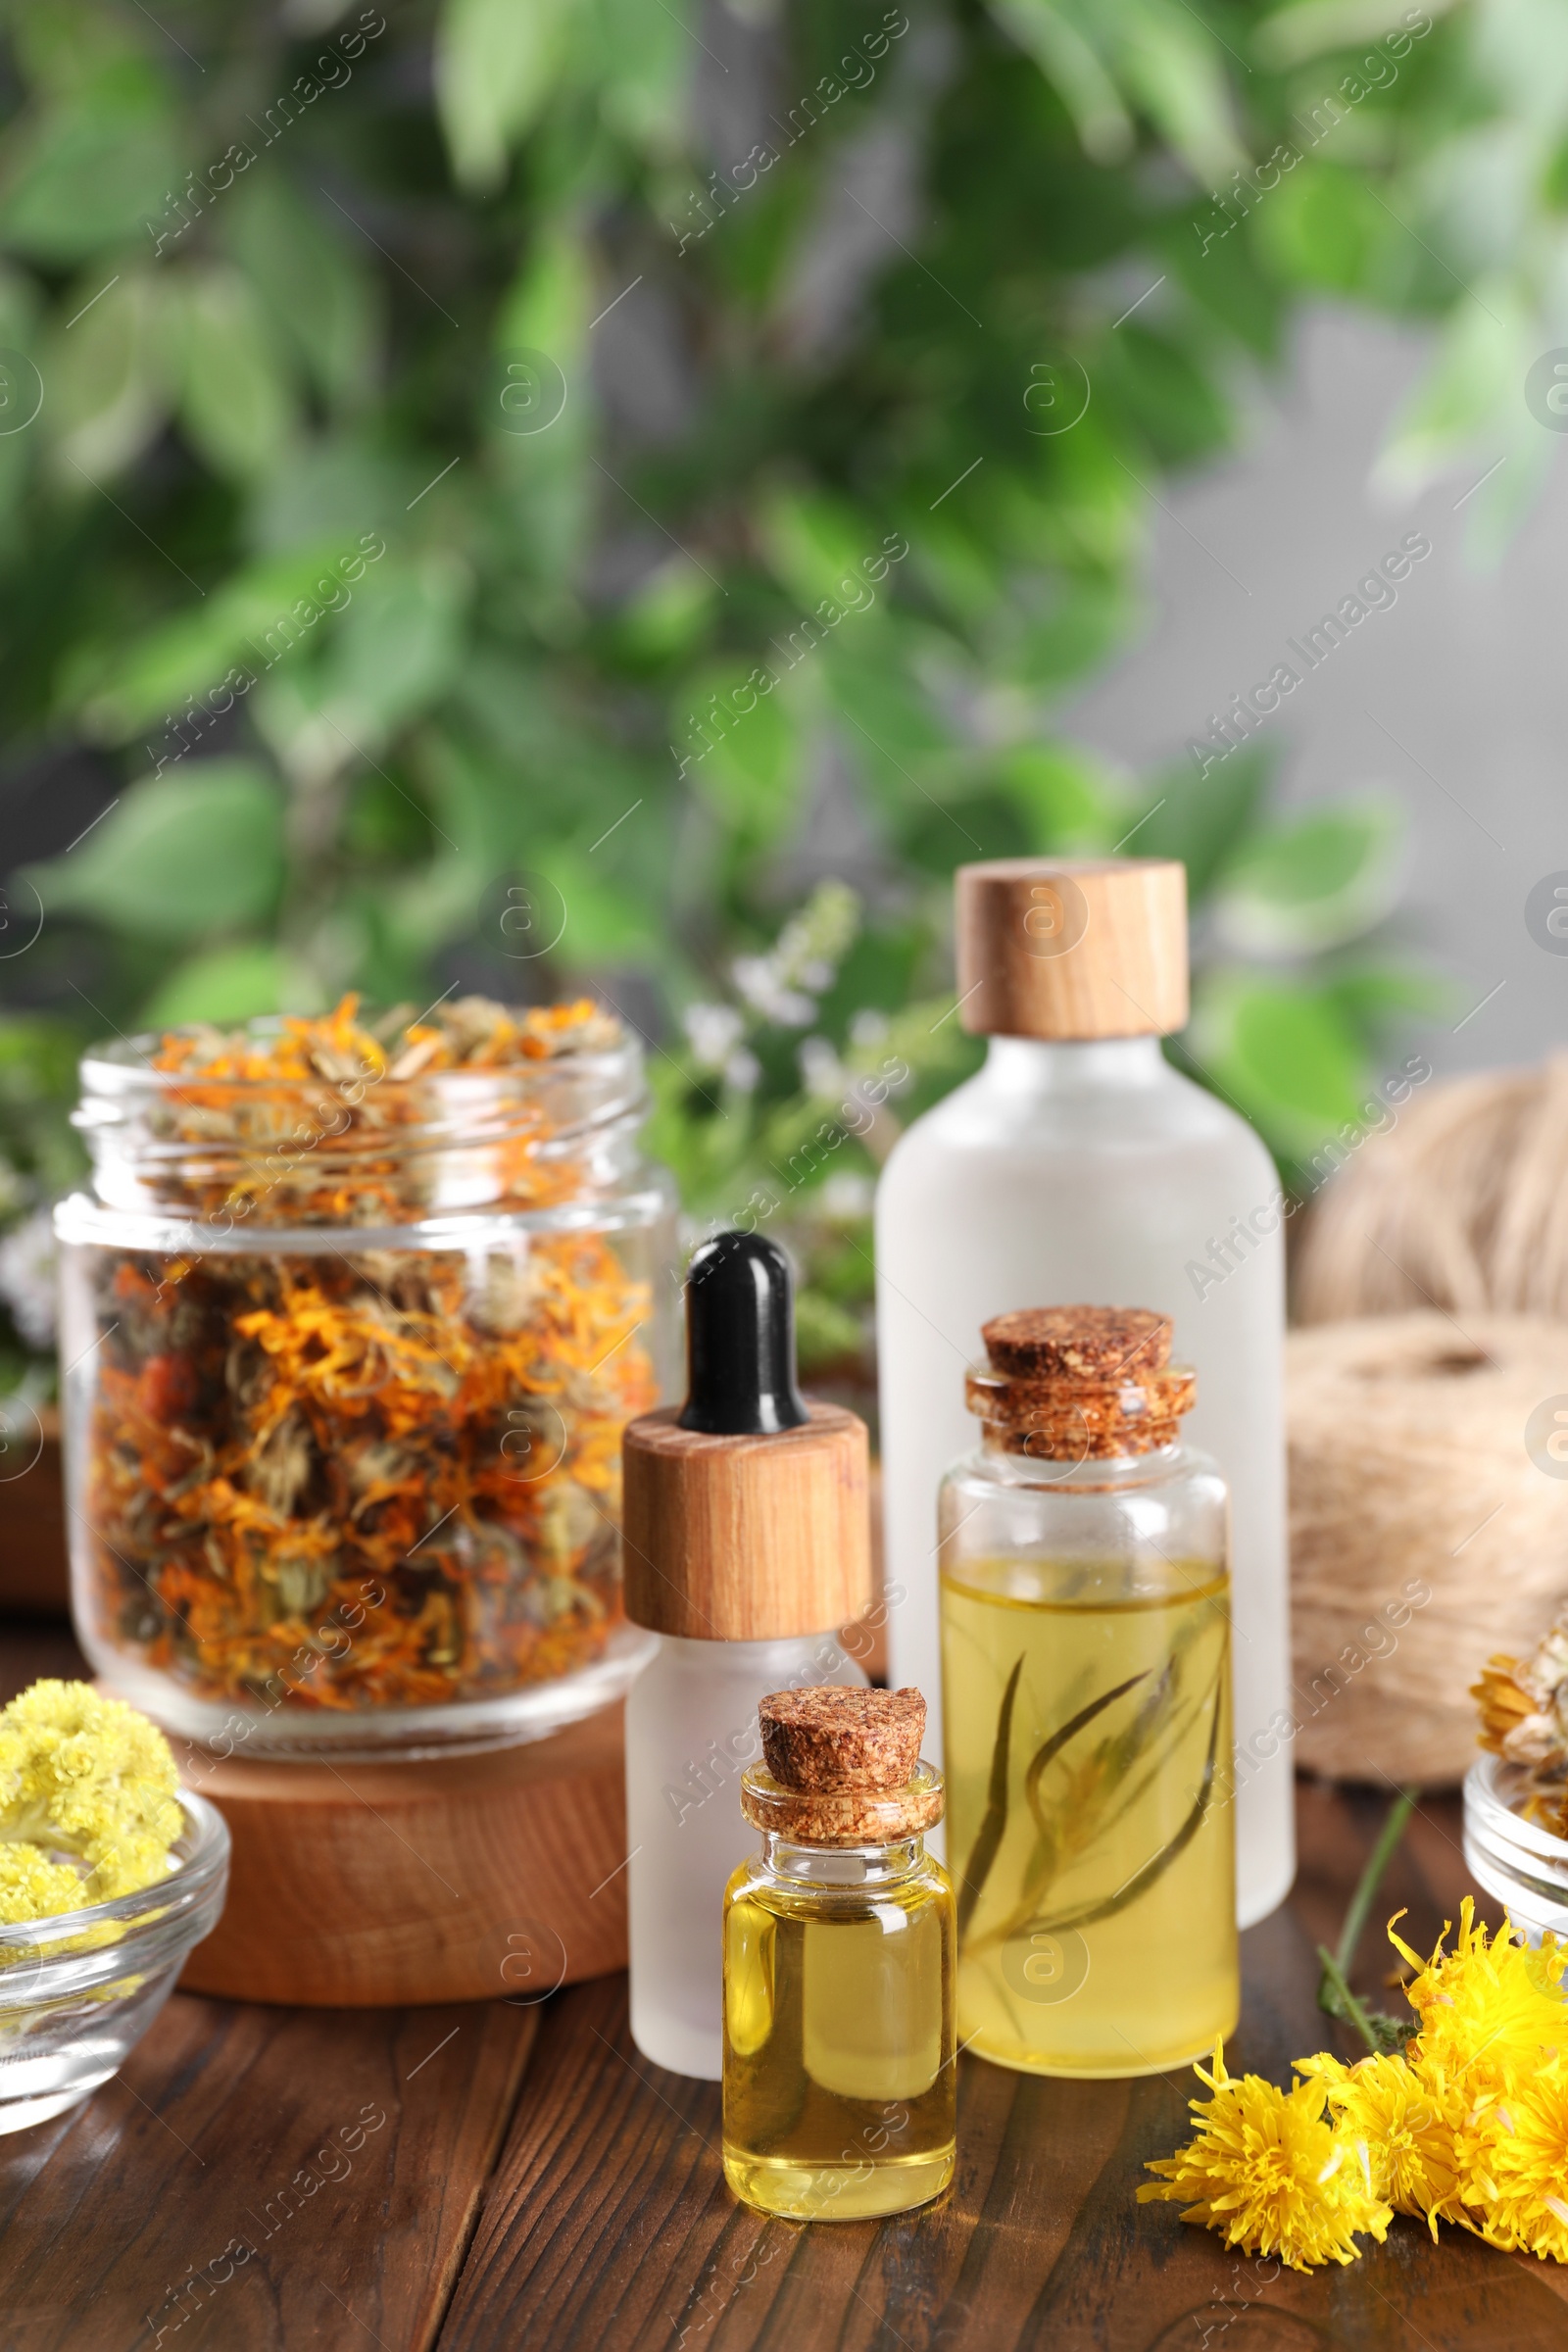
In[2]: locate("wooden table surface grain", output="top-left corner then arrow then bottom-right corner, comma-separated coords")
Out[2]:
2,1629 -> 1565,2351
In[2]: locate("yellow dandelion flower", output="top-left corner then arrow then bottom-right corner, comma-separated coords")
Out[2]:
1139,2041 -> 1393,2272
1389,1901 -> 1568,2092
1467,2058 -> 1568,2261
1298,2048 -> 1467,2232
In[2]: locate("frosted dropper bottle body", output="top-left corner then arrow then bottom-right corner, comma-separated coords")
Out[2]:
875,858 -> 1293,1929
621,1232 -> 870,2080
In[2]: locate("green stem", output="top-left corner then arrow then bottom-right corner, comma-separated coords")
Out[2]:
1314,1785 -> 1418,2053
1020,1668 -> 1152,1838
1335,1786 -> 1418,1980
956,1655 -> 1022,1940
1315,1945 -> 1384,2057
994,1665 -> 1226,1947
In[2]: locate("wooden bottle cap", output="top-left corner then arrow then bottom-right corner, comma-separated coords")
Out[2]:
955,857 -> 1188,1039
621,1400 -> 872,1641
742,1686 -> 943,1845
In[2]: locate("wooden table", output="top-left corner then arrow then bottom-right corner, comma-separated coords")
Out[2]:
2,1633 -> 1565,2349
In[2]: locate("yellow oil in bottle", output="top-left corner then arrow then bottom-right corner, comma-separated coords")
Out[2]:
721,1852 -> 956,2220
941,1557 -> 1237,2078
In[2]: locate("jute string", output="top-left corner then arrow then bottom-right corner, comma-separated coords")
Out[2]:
1286,1302 -> 1568,1785
1296,1056 -> 1568,1324
1288,1064 -> 1568,1779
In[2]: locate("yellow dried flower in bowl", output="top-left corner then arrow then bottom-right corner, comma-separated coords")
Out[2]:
0,1681 -> 182,1918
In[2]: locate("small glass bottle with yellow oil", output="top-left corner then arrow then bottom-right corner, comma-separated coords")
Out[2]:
939,1304 -> 1238,2079
722,1686 -> 956,2221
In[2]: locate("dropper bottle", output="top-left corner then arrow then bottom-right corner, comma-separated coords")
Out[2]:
621,1231 -> 871,2080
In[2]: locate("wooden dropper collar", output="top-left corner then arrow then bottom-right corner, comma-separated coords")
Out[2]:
621,1232 -> 872,1641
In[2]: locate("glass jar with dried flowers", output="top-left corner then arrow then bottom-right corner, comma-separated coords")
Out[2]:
54,996 -> 678,1757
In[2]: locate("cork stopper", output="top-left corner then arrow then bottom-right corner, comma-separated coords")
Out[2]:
741,1687 -> 943,1845
966,1304 -> 1196,1459
955,857 -> 1188,1040
760,1686 -> 925,1790
982,1305 -> 1171,1379
621,1232 -> 872,1640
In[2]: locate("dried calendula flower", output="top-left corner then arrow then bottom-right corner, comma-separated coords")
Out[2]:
1472,1604 -> 1568,1775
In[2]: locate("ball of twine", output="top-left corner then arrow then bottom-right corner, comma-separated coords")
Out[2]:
1296,1057 -> 1568,1324
1287,1314 -> 1568,1785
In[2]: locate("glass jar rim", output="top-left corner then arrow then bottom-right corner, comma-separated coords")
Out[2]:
70,1018 -> 651,1221
79,1020 -> 637,1084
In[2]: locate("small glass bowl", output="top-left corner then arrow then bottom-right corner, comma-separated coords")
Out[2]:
0,1792 -> 230,2133
1462,1752 -> 1568,1943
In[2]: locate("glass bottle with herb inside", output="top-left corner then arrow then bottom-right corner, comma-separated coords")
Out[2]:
54,996 -> 677,1756
723,1685 -> 956,2220
939,1305 -> 1237,2077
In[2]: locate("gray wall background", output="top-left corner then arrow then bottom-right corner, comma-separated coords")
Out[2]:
1062,303 -> 1568,1087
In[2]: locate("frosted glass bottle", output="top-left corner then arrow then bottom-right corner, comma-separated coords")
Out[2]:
875,859 -> 1292,1929
625,1632 -> 863,2081
621,1230 -> 876,2079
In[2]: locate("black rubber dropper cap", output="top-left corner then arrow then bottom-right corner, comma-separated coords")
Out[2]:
678,1231 -> 809,1437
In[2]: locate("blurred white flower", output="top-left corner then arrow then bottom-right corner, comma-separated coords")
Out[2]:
683,1002 -> 745,1070
730,881 -> 861,1029
723,1047 -> 761,1093
0,1207 -> 57,1350
849,1007 -> 889,1048
772,882 -> 858,991
798,1036 -> 845,1099
731,955 -> 815,1027
820,1171 -> 874,1220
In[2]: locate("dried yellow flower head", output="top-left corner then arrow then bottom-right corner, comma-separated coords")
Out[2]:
1473,1604 -> 1568,1777
0,1680 -> 182,1922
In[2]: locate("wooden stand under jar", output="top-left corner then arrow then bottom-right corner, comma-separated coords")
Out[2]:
172,1700 -> 630,2006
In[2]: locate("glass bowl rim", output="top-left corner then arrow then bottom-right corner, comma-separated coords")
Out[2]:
0,1788 -> 230,1964
1465,1751 -> 1568,1867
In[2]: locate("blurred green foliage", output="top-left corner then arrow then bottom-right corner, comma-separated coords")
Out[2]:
0,0 -> 1544,1368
